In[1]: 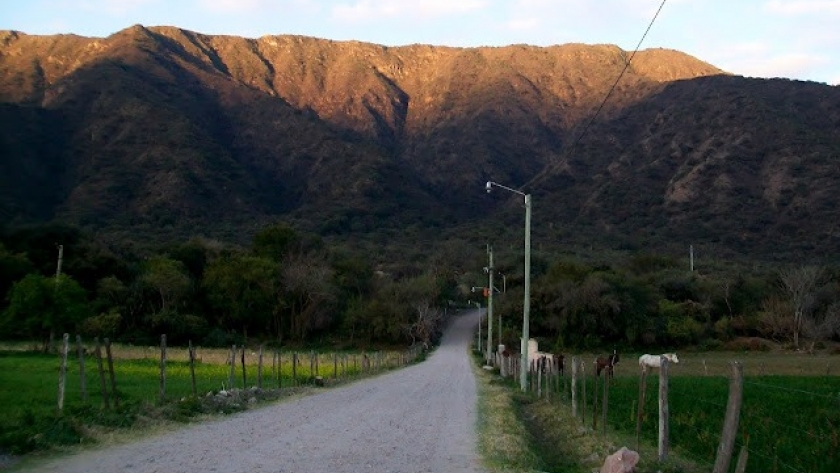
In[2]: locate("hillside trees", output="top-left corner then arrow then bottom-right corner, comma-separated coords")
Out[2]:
10,222 -> 840,350
530,261 -> 655,349
778,266 -> 822,348
0,243 -> 34,302
519,256 -> 787,350
1,273 -> 89,350
204,254 -> 277,342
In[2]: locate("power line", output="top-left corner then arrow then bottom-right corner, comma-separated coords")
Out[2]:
523,0 -> 669,191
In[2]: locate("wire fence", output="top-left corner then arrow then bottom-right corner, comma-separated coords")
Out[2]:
51,333 -> 425,412
482,342 -> 840,473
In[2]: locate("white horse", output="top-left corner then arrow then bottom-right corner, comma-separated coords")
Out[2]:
639,353 -> 679,371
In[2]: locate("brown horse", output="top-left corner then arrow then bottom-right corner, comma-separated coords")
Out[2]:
595,350 -> 619,378
554,353 -> 565,376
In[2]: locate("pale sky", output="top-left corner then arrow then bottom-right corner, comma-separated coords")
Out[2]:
1,0 -> 839,85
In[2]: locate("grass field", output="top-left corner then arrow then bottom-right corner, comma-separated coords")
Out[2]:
565,351 -> 840,473
0,343 -> 410,455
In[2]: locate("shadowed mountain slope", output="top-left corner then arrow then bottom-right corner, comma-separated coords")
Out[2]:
3,26 -> 839,260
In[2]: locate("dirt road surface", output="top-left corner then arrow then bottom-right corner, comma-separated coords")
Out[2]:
24,313 -> 485,473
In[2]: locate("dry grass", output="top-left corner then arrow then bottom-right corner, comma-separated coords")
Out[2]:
473,355 -> 542,473
608,349 -> 840,378
0,340 -> 406,371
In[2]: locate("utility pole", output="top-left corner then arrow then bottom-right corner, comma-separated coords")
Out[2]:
486,246 -> 494,364
690,245 -> 694,272
497,281 -> 502,349
522,193 -> 531,392
471,301 -> 482,352
55,244 -> 64,281
50,244 -> 64,353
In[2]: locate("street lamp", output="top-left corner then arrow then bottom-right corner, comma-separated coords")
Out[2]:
486,180 -> 531,392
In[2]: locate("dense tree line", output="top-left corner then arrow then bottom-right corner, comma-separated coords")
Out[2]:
492,254 -> 840,352
0,223 -> 455,349
2,223 -> 839,353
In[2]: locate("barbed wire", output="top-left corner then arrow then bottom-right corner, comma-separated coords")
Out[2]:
743,379 -> 840,400
735,439 -> 810,473
558,358 -> 838,471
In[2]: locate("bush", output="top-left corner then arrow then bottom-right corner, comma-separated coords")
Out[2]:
722,337 -> 775,351
713,317 -> 734,341
81,310 -> 123,337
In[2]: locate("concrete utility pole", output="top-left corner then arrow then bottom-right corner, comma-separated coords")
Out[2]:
522,193 -> 531,392
690,245 -> 695,272
486,245 -> 494,364
472,301 -> 482,352
486,181 -> 531,392
497,277 -> 502,348
55,244 -> 64,281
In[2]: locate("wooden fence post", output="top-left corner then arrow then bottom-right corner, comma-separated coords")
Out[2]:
293,352 -> 298,386
105,338 -> 118,408
76,335 -> 87,403
636,369 -> 648,451
581,361 -> 587,426
571,356 -> 578,418
546,362 -> 551,403
228,345 -> 235,390
734,446 -> 749,473
159,334 -> 167,403
240,345 -> 247,388
58,333 -> 69,412
275,350 -> 281,389
592,366 -> 599,431
658,356 -> 670,462
95,337 -> 110,409
309,351 -> 315,380
257,344 -> 264,389
602,367 -> 609,435
713,362 -> 744,473
188,340 -> 197,397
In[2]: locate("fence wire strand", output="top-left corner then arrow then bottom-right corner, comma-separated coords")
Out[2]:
743,379 -> 840,400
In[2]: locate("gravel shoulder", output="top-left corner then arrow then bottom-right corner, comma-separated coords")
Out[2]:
18,313 -> 485,473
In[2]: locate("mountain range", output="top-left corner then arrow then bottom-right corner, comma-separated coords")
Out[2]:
2,25 -> 839,262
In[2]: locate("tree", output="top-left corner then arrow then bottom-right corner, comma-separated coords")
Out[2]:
140,257 -> 191,314
93,275 -> 129,315
407,301 -> 443,347
252,223 -> 300,262
1,273 -> 89,349
779,266 -> 822,348
281,253 -> 336,340
0,243 -> 34,303
203,254 -> 277,341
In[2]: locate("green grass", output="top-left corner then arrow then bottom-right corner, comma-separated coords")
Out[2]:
603,374 -> 840,473
0,347 -> 410,455
479,350 -> 840,473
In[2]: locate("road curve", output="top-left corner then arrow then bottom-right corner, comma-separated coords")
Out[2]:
26,313 -> 485,473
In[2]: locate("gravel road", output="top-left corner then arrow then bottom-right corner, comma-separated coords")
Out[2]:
24,313 -> 485,473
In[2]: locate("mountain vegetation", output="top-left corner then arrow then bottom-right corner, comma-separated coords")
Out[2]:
2,26 -> 840,350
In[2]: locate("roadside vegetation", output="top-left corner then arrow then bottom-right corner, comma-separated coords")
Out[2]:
4,222 -> 840,361
474,350 -> 840,473
0,344 -> 416,458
